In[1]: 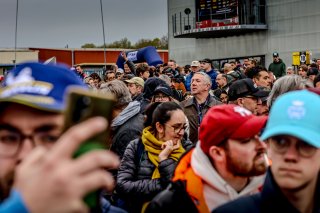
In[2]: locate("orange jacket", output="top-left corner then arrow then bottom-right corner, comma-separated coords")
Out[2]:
172,148 -> 209,213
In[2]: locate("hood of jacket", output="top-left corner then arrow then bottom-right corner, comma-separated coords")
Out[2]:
111,101 -> 141,129
191,142 -> 265,210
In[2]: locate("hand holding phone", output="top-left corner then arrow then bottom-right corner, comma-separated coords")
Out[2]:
63,88 -> 116,211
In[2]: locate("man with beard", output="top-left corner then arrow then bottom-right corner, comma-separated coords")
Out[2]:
0,62 -> 122,213
214,89 -> 320,213
146,104 -> 268,213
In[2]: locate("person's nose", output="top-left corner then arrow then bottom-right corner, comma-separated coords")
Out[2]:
255,135 -> 267,150
17,138 -> 35,162
283,143 -> 299,162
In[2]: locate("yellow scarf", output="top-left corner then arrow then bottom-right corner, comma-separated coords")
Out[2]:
141,126 -> 186,212
141,126 -> 186,179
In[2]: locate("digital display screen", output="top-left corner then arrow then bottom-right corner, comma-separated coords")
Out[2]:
196,0 -> 238,21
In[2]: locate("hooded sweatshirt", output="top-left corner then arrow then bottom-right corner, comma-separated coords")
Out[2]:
268,59 -> 286,78
191,143 -> 265,211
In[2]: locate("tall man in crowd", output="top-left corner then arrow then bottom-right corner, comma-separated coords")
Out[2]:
180,72 -> 221,144
200,58 -> 218,90
146,105 -> 268,213
214,89 -> 320,213
0,62 -> 121,212
268,52 -> 286,78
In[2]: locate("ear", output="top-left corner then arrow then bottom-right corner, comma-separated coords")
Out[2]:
236,98 -> 244,107
252,77 -> 258,84
155,122 -> 164,134
208,146 -> 226,163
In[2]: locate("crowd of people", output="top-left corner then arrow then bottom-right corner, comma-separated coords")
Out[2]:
0,50 -> 319,213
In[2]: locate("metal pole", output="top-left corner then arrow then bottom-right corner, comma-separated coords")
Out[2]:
180,12 -> 182,32
14,0 -> 19,68
100,0 -> 107,70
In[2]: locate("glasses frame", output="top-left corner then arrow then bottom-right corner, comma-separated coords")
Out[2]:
165,123 -> 187,134
268,136 -> 317,158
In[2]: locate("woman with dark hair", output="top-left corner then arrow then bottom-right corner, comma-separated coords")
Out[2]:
116,102 -> 193,213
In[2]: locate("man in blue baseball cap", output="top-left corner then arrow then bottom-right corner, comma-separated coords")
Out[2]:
0,62 -> 123,213
213,89 -> 320,213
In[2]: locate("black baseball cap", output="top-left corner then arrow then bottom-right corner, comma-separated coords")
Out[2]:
272,52 -> 279,57
154,84 -> 173,97
228,79 -> 269,101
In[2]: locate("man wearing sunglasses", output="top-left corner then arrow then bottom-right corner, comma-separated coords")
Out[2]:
214,89 -> 320,213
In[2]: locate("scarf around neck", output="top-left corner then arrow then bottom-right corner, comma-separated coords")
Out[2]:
141,126 -> 185,178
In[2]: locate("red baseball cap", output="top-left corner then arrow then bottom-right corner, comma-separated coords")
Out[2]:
199,104 -> 268,154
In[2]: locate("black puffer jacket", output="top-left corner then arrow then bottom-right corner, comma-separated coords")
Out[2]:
116,138 -> 193,213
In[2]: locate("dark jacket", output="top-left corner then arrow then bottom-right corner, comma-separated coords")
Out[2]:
110,101 -> 144,159
180,95 -> 222,144
116,138 -> 193,213
132,93 -> 144,102
213,169 -> 320,213
268,59 -> 286,78
145,148 -> 199,213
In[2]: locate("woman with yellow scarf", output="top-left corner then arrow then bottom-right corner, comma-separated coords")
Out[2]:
116,102 -> 193,213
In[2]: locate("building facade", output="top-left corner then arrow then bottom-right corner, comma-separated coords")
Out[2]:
168,0 -> 320,69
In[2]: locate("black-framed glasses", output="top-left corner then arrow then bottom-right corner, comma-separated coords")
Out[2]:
0,129 -> 59,158
269,136 -> 317,158
154,94 -> 170,100
165,123 -> 187,134
244,95 -> 259,102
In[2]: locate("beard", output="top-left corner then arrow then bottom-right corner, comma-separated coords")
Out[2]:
225,150 -> 267,177
0,170 -> 14,201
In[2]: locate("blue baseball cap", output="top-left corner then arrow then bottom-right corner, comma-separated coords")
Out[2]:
261,90 -> 320,148
0,62 -> 87,112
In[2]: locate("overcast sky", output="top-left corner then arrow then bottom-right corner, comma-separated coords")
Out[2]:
0,0 -> 168,48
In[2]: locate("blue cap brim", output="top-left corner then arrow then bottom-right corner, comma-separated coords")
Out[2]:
261,125 -> 320,148
0,96 -> 64,112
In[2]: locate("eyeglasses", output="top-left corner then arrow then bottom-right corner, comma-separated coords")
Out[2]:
244,96 -> 259,102
269,136 -> 317,158
154,94 -> 169,100
165,124 -> 187,134
0,129 -> 59,157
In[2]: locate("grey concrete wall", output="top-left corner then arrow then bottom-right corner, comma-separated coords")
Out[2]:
168,0 -> 320,68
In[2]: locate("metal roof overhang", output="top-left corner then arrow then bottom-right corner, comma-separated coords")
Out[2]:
173,24 -> 268,38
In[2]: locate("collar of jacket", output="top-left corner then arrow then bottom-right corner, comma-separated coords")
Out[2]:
260,169 -> 320,212
184,94 -> 215,108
